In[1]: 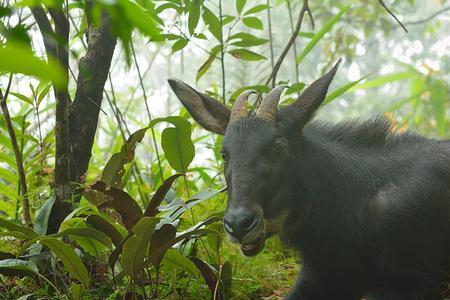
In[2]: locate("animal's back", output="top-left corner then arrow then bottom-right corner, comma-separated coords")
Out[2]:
304,116 -> 450,291
310,116 -> 450,178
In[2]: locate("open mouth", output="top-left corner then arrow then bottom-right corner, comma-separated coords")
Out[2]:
240,234 -> 265,257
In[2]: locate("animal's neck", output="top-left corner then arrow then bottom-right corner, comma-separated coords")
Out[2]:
282,129 -> 375,251
290,128 -> 377,210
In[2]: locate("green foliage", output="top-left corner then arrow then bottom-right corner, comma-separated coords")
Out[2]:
150,117 -> 195,174
39,237 -> 90,287
0,43 -> 67,88
296,3 -> 352,65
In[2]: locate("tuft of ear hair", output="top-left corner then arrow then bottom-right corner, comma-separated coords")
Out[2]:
278,59 -> 342,131
168,79 -> 230,135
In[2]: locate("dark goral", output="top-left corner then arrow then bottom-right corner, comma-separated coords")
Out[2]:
168,60 -> 450,300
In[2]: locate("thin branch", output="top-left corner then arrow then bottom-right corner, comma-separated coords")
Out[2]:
0,74 -> 32,225
173,25 -> 220,59
286,0 -> 299,81
403,6 -> 450,26
30,5 -> 57,58
266,0 -> 312,86
266,0 -> 274,71
219,0 -> 226,103
105,75 -> 149,206
378,0 -> 408,33
130,40 -> 164,182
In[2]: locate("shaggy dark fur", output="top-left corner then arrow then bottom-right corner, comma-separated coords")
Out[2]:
275,116 -> 450,299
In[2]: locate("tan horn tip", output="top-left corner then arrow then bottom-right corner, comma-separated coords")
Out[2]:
256,85 -> 287,122
229,90 -> 258,123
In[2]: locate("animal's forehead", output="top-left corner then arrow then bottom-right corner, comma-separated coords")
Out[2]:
222,118 -> 279,151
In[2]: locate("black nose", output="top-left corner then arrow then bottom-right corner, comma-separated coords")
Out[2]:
223,210 -> 258,240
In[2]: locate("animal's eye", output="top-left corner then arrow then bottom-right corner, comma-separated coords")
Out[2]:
269,138 -> 288,158
221,151 -> 229,161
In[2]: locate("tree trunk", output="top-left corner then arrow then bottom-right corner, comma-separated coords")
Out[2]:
46,12 -> 117,233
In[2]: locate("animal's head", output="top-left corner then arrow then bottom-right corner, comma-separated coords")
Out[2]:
168,60 -> 340,256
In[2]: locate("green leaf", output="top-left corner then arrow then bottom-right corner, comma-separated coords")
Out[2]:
167,188 -> 225,221
228,48 -> 266,61
220,261 -> 232,299
121,217 -> 159,278
242,17 -> 263,30
229,85 -> 270,101
37,83 -> 51,107
244,4 -> 268,15
0,166 -> 17,184
56,220 -> 112,249
351,71 -> 416,90
156,2 -> 182,14
222,15 -> 236,26
161,127 -> 194,173
149,117 -> 195,173
118,0 -> 162,40
196,45 -> 220,81
0,259 -> 38,277
202,7 -> 222,41
97,187 -> 143,231
101,127 -> 147,188
188,0 -> 202,35
10,92 -> 33,106
149,223 -> 177,270
143,228 -> 218,270
86,215 -> 124,246
163,249 -> 199,276
171,38 -> 188,53
296,3 -> 352,64
108,235 -> 130,272
0,42 -> 67,88
229,32 -> 268,47
0,218 -> 38,240
29,197 -> 56,260
0,7 -> 12,18
194,33 -> 207,39
39,237 -> 89,287
285,82 -> 306,95
33,197 -> 55,236
71,282 -> 83,300
298,31 -> 315,39
235,0 -> 247,14
190,257 -> 223,299
430,79 -> 447,137
144,174 -> 182,217
324,74 -> 369,104
206,222 -> 222,256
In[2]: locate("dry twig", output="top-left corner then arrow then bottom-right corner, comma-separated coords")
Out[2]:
266,0 -> 313,86
378,0 -> 408,33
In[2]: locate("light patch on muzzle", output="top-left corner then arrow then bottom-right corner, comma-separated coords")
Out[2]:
226,210 -> 289,257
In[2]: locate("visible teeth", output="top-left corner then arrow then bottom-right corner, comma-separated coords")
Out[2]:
241,243 -> 256,251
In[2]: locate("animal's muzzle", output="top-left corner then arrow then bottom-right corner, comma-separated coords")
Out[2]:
223,208 -> 261,241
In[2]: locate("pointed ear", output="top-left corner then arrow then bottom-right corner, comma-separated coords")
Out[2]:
278,59 -> 341,132
168,79 -> 230,135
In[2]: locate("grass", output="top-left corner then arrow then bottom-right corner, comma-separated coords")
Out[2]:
155,236 -> 299,300
222,238 -> 298,299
